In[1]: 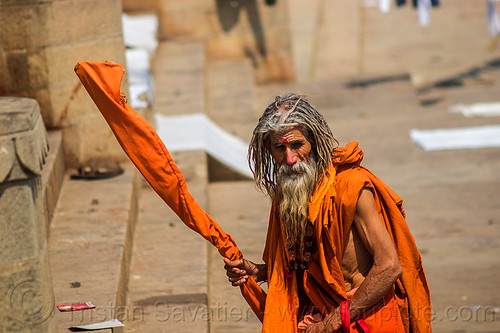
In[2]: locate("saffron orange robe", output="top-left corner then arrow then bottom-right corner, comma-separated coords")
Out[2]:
75,61 -> 431,332
262,142 -> 432,333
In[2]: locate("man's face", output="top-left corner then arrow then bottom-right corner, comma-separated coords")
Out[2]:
269,127 -> 312,168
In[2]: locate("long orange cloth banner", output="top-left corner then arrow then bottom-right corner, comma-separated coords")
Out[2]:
74,61 -> 266,321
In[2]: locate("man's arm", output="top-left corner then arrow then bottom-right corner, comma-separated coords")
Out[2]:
223,258 -> 267,286
346,187 -> 403,318
307,187 -> 402,332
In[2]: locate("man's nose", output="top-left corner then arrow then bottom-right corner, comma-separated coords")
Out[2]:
285,148 -> 297,165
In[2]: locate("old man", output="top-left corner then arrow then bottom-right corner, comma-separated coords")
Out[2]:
224,93 -> 431,332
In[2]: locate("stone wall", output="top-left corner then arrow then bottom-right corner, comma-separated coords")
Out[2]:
206,0 -> 295,83
0,0 -> 127,167
0,97 -> 54,332
121,0 -> 295,83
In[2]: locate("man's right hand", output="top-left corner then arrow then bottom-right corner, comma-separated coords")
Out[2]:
223,257 -> 266,286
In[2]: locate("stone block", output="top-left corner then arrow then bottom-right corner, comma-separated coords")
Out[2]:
45,37 -> 127,98
0,1 -> 123,50
0,97 -> 50,264
0,0 -> 128,167
0,5 -> 47,50
0,98 -> 38,135
0,97 -> 54,332
60,123 -> 83,168
0,98 -> 49,181
79,113 -> 128,163
314,0 -> 360,79
38,37 -> 126,129
44,0 -> 124,47
153,40 -> 205,116
0,248 -> 54,332
157,0 -> 213,38
207,60 -> 256,141
0,183 -> 39,265
61,113 -> 127,168
207,0 -> 295,83
155,0 -> 294,82
1,50 -> 47,94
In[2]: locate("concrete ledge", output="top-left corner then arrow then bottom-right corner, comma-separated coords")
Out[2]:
49,163 -> 139,332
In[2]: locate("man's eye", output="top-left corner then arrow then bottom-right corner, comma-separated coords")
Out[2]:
291,142 -> 303,150
273,144 -> 285,151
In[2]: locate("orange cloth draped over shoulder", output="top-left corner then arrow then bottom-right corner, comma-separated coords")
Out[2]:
261,142 -> 432,333
74,61 -> 266,321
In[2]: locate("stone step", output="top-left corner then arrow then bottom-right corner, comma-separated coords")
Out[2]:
124,155 -> 209,333
124,38 -> 210,333
206,59 -> 257,181
207,182 -> 270,333
49,163 -> 139,332
152,39 -> 206,116
206,59 -> 257,142
204,54 -> 268,333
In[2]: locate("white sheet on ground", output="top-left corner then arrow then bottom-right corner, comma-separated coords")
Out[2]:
409,125 -> 500,151
449,102 -> 500,117
155,113 -> 253,178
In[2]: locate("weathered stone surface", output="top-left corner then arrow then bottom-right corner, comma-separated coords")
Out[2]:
313,0 -> 360,80
157,0 -> 213,38
0,182 -> 39,264
206,60 -> 256,141
49,164 -> 139,332
0,98 -> 49,182
153,40 -> 205,116
156,0 -> 294,83
44,0 -> 123,46
0,1 -> 122,50
44,37 -> 127,127
40,130 -> 64,232
0,0 -> 128,167
207,182 -> 269,333
0,5 -> 47,51
0,249 -> 55,332
0,97 -> 54,332
60,113 -> 126,167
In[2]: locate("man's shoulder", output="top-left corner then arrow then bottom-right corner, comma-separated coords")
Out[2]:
334,164 -> 372,189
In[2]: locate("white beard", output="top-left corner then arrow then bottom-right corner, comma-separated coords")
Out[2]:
276,156 -> 317,251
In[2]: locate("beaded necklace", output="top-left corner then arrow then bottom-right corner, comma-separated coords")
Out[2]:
285,222 -> 315,279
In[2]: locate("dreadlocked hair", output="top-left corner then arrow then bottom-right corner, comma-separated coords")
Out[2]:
248,93 -> 338,196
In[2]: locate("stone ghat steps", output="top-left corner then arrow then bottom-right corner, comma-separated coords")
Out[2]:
124,38 -> 210,333
48,38 -> 260,332
48,163 -> 139,332
206,182 -> 270,333
124,38 -> 259,333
